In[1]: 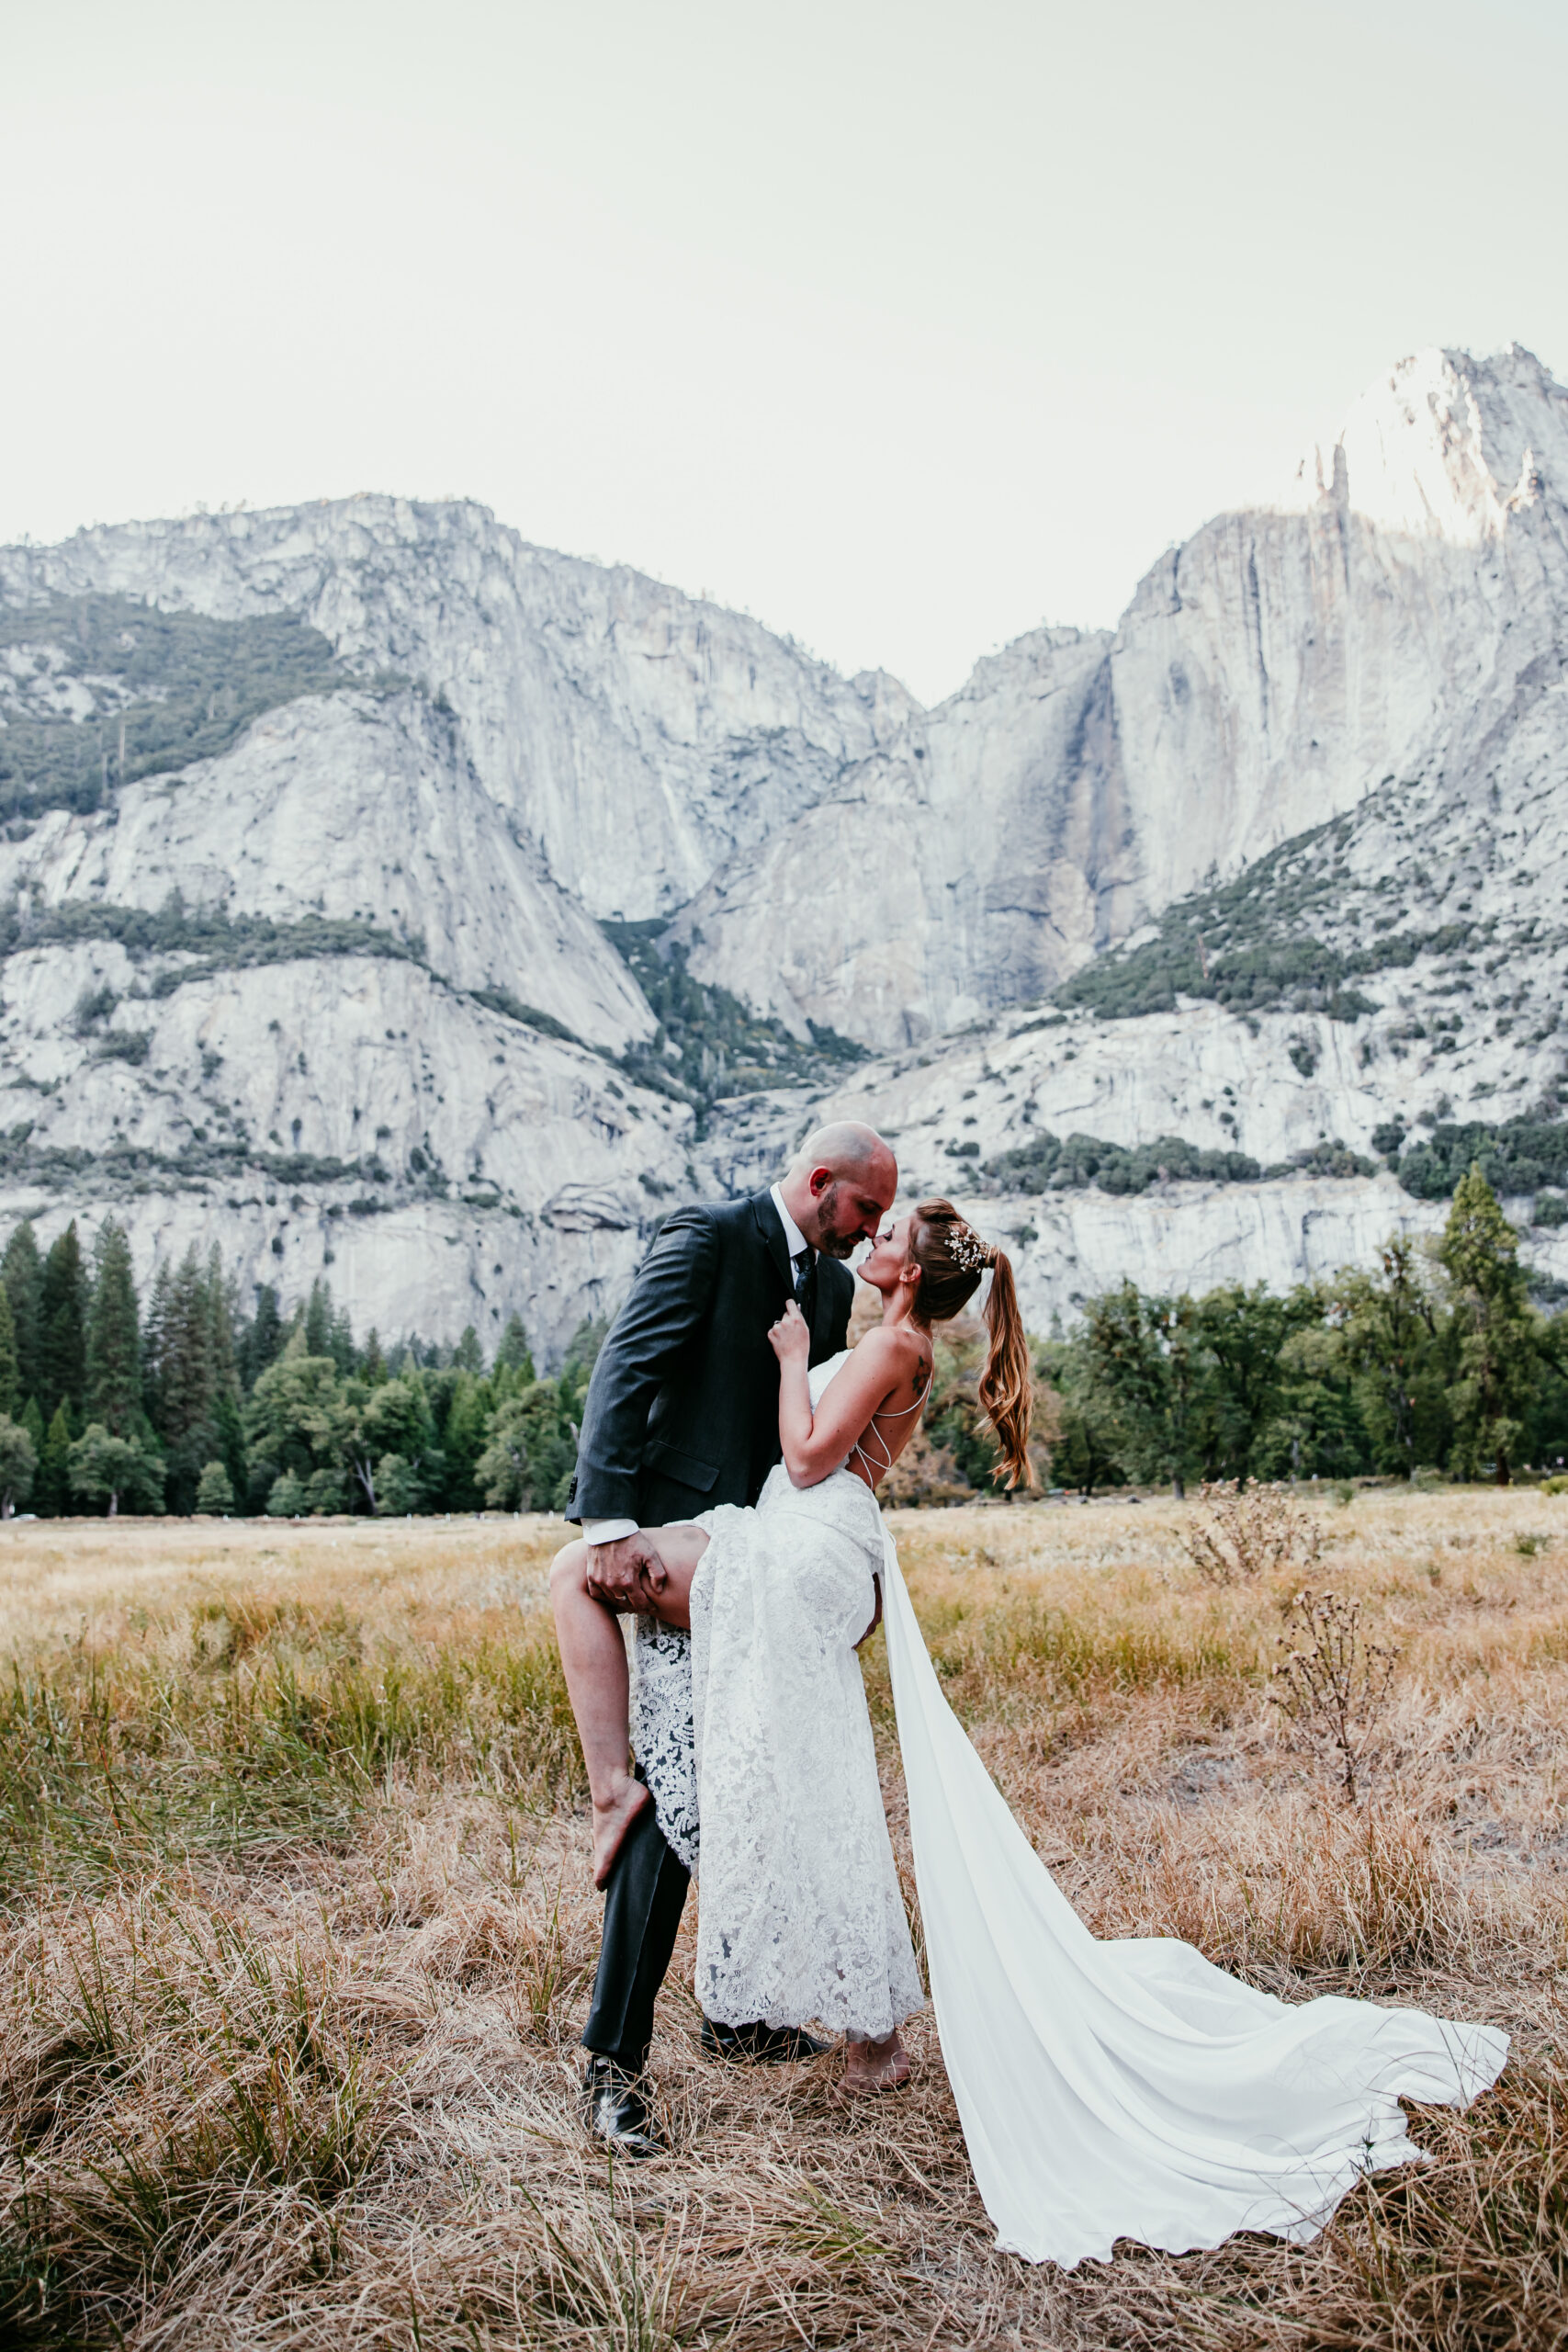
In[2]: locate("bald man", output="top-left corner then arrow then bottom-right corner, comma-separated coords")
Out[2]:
564,1123 -> 897,2150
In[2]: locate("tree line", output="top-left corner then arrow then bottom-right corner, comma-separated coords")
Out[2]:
0,1217 -> 604,1519
0,1165 -> 1559,1521
1042,1170 -> 1568,1495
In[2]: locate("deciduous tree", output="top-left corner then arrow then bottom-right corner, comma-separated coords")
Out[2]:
0,1414 -> 36,1516
67,1424 -> 164,1516
1436,1167 -> 1537,1484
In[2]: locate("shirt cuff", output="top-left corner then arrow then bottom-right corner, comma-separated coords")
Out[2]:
582,1517 -> 640,1546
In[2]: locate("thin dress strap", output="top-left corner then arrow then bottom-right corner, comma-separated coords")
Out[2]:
850,1378 -> 929,1482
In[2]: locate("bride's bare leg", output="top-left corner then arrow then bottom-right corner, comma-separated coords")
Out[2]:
633,1524 -> 709,1632
550,1539 -> 649,1885
549,1527 -> 711,1887
842,2030 -> 911,2095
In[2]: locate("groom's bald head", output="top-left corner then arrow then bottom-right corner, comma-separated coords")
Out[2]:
780,1122 -> 898,1258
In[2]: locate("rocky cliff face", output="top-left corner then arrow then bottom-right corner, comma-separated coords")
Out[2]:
1,343 -> 1563,1350
680,345 -> 1568,1039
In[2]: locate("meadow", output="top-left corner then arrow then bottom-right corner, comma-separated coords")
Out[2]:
0,1490 -> 1563,2350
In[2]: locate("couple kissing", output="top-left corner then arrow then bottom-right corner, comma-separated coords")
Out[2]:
550,1125 -> 1506,2271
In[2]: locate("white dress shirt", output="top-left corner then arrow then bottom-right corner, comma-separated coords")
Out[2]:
582,1183 -> 810,1546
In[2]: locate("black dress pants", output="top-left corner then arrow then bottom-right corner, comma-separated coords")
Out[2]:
581,1783 -> 690,2074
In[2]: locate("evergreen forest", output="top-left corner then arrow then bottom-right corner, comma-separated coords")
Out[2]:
0,1218 -> 603,1521
0,1167 -> 1561,1521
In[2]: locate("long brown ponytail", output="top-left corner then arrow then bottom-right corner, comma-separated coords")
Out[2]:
978,1247 -> 1034,1488
908,1200 -> 1035,1488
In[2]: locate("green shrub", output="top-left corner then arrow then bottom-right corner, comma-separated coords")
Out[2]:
195,1460 -> 235,1514
1398,1118 -> 1568,1201
986,1129 -> 1264,1196
266,1469 -> 305,1517
90,1029 -> 152,1065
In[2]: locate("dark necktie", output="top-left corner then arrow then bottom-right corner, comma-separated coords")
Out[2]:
793,1247 -> 816,1317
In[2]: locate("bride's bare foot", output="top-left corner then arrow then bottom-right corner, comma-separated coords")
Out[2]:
592,1775 -> 652,1888
842,2029 -> 911,2095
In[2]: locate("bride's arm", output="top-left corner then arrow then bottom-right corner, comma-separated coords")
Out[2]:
768,1306 -> 903,1487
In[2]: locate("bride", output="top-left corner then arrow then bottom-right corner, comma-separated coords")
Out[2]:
551,1203 -> 1506,2267
553,1197 -> 1032,2092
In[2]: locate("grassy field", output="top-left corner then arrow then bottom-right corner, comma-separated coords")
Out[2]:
0,1492 -> 1564,2349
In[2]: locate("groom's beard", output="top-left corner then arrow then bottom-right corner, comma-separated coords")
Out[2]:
804,1170 -> 864,1250
807,1182 -> 863,1259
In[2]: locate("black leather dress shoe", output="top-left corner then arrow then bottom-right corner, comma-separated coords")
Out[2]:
699,2017 -> 829,2064
580,2055 -> 666,2156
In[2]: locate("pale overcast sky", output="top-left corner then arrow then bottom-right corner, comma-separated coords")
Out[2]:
5,0 -> 1567,704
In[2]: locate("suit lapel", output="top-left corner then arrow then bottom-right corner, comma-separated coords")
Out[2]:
751,1191 -> 794,1296
753,1191 -> 845,1361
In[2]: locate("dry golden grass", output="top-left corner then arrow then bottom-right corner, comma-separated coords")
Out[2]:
1,1490 -> 1565,2348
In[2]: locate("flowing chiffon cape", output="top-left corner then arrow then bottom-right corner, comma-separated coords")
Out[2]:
878,1531 -> 1508,2269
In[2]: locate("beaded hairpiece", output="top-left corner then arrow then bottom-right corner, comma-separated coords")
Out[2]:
946,1220 -> 996,1273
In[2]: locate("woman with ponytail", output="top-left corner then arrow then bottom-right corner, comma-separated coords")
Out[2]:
553,1196 -> 1032,2097
556,1193 -> 1499,2252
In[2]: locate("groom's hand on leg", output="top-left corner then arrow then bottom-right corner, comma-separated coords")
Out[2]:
586,1532 -> 669,1610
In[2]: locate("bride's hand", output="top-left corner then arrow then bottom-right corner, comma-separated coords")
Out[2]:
767,1300 -> 811,1363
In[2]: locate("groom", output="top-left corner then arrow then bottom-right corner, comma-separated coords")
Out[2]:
565,1120 -> 898,2151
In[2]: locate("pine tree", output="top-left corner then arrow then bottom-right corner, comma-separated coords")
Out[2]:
39,1221 -> 88,1424
443,1371 -> 493,1509
152,1248 -> 220,1512
206,1247 -> 240,1402
239,1283 -> 284,1389
36,1400 -> 73,1516
2,1222 -> 43,1408
86,1219 -> 141,1434
361,1328 -> 388,1385
493,1314 -> 535,1382
0,1284 -> 19,1421
305,1278 -> 333,1360
452,1324 -> 484,1374
21,1396 -> 44,1462
329,1305 -> 356,1374
141,1261 -> 172,1433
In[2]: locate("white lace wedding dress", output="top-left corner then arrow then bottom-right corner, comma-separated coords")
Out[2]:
682,1351 -> 924,2040
636,1350 -> 1508,2270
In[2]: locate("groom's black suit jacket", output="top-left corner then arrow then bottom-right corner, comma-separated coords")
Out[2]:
567,1191 -> 853,1527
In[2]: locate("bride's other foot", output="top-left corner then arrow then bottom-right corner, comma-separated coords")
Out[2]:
842,2029 -> 910,2095
592,1774 -> 651,1887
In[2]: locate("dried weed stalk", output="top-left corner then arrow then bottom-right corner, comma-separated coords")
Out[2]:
1185,1479 -> 1323,1586
1271,1587 -> 1399,1802
0,1503 -> 1562,2352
